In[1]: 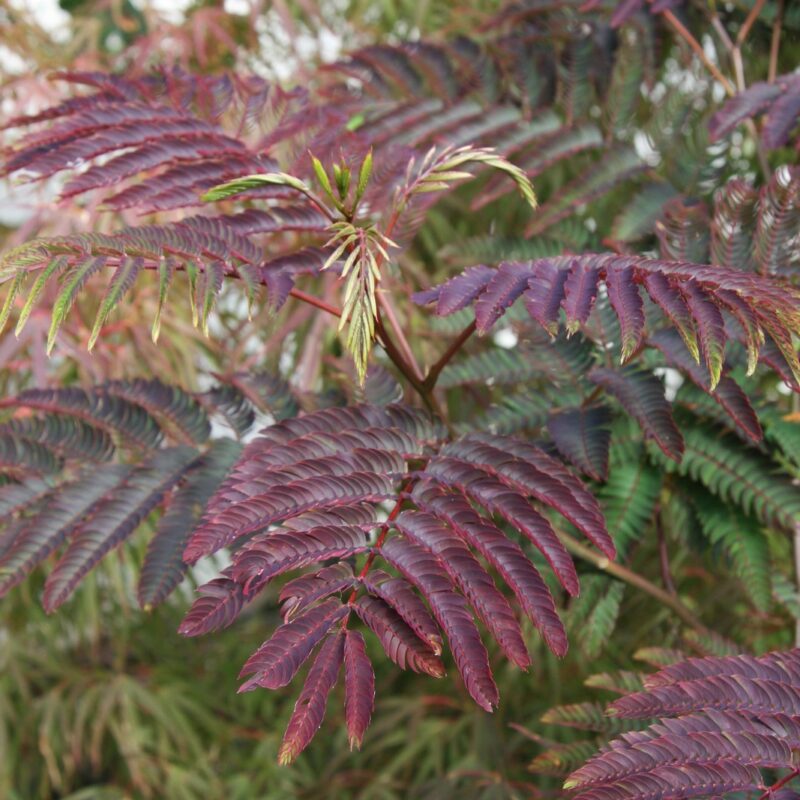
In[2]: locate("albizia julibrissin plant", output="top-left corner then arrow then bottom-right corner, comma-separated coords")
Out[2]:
1,0 -> 800,789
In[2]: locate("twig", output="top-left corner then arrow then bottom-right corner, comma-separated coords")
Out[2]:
662,10 -> 736,97
423,320 -> 477,391
770,0 -> 784,83
345,484 -> 411,606
557,529 -> 712,637
378,292 -> 424,382
736,0 -> 768,47
757,767 -> 800,800
656,511 -> 677,596
701,5 -> 771,179
288,287 -> 341,318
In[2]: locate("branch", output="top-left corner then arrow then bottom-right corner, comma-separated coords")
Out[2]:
758,768 -> 800,800
557,529 -> 712,637
770,0 -> 785,83
736,0 -> 768,47
422,320 -> 476,391
662,10 -> 736,96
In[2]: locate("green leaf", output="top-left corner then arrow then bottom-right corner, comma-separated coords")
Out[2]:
0,272 -> 25,335
202,172 -> 311,202
151,257 -> 176,343
356,149 -> 373,203
47,256 -> 107,354
15,256 -> 67,337
88,257 -> 143,350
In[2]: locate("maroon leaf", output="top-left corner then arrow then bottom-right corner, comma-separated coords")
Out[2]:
280,563 -> 356,620
709,81 -> 783,141
352,594 -> 445,676
440,434 -> 614,557
239,599 -> 349,692
650,329 -> 762,442
178,576 -> 247,637
524,261 -> 569,335
395,510 -> 530,669
548,406 -> 612,481
343,630 -> 375,750
412,483 -> 568,656
562,260 -> 601,334
424,455 -> 580,595
605,265 -> 645,362
589,367 -> 684,461
360,569 -> 442,654
230,524 -> 370,591
474,262 -> 535,334
380,536 -> 499,711
278,631 -> 344,765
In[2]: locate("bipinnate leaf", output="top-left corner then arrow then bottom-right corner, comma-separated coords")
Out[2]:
138,438 -> 241,610
344,630 -> 374,750
566,649 -> 800,800
0,387 -> 164,450
232,524 -> 371,591
101,378 -> 212,445
394,510 -> 530,669
278,631 -> 344,765
709,81 -> 783,141
381,536 -> 498,711
589,367 -> 684,462
352,595 -> 445,676
605,266 -> 644,362
178,576 -> 247,637
360,569 -> 442,654
418,255 -> 800,386
239,599 -> 349,692
548,406 -> 612,481
43,447 -> 197,611
281,563 -> 356,620
650,329 -> 762,443
0,466 -> 130,597
412,483 -> 568,656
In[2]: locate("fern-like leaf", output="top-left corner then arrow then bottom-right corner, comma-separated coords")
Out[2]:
567,649 -> 800,800
43,447 -> 197,611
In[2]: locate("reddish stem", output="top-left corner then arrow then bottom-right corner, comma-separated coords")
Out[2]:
758,768 -> 800,800
662,10 -> 736,96
423,320 -> 476,391
345,484 -> 411,605
288,287 -> 341,318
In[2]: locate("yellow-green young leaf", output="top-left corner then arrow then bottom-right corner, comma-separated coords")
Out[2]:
477,152 -> 538,209
310,155 -> 336,202
88,257 -> 143,350
424,170 -> 474,182
341,248 -> 361,279
323,233 -> 357,271
186,262 -> 199,327
236,262 -> 261,318
151,257 -> 176,343
47,256 -> 107,354
340,271 -> 361,331
356,149 -> 373,203
15,256 -> 67,336
346,113 -> 365,131
202,172 -> 311,202
0,241 -> 49,281
414,181 -> 453,193
0,272 -> 25,335
198,262 -> 225,336
333,163 -> 351,200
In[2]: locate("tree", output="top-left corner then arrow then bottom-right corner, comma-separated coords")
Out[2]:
1,0 -> 800,797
